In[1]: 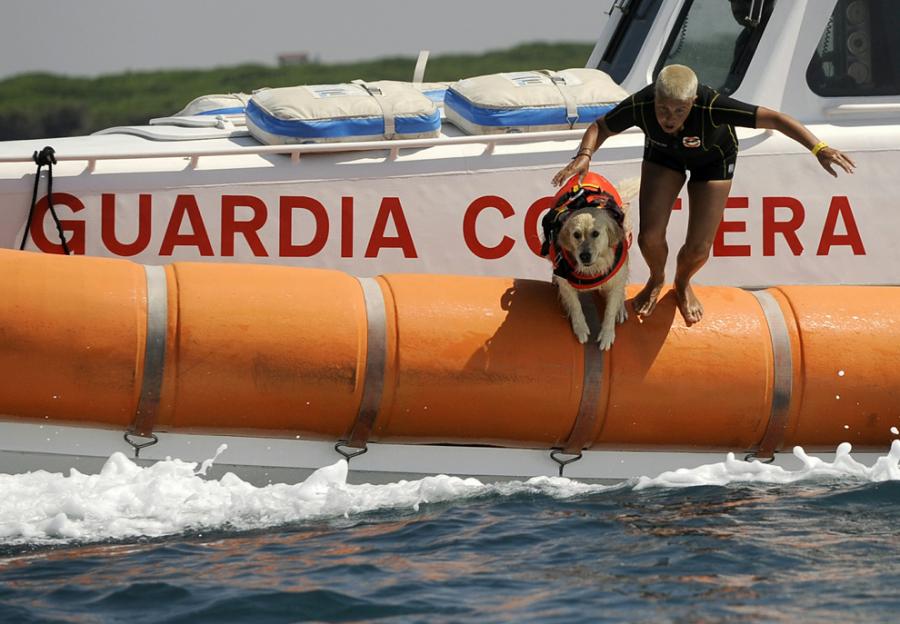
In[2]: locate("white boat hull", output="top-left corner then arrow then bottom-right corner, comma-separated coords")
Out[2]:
2,0 -> 898,484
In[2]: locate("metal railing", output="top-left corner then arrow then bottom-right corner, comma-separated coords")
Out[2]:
0,128 -> 587,171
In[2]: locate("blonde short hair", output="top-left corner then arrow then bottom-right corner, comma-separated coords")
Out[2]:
655,65 -> 698,101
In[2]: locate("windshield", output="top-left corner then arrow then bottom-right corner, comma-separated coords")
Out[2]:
596,0 -> 665,84
655,0 -> 777,94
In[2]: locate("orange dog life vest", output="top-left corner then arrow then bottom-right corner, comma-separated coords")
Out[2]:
541,172 -> 629,290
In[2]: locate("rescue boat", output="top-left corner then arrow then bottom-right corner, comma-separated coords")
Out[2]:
1,0 -> 899,482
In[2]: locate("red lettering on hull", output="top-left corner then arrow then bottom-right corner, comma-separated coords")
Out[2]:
763,196 -> 805,256
341,197 -> 354,258
463,195 -> 516,259
31,193 -> 85,254
26,192 -> 867,261
524,197 -> 555,257
101,193 -> 151,256
365,197 -> 417,258
280,196 -> 328,257
160,195 -> 213,256
714,197 -> 751,257
817,196 -> 865,256
222,195 -> 268,257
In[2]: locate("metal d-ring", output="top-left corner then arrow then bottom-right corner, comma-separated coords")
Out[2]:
550,449 -> 583,477
334,441 -> 368,463
123,432 -> 159,458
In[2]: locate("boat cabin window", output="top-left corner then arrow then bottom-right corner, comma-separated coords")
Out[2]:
807,0 -> 900,97
654,0 -> 776,94
596,0 -> 665,84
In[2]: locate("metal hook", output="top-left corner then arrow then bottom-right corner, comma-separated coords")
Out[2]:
123,432 -> 158,459
550,449 -> 583,477
334,441 -> 368,464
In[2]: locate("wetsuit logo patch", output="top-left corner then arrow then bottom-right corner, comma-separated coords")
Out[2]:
682,136 -> 701,148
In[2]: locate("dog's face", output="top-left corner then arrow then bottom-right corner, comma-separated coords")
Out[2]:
556,208 -> 624,271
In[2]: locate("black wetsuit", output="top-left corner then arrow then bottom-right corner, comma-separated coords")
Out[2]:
602,84 -> 758,181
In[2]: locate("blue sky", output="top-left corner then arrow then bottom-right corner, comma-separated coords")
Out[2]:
2,0 -> 611,79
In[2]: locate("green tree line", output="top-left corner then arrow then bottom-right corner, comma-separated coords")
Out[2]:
0,42 -> 594,141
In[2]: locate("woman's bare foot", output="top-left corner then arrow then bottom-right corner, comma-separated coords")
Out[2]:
632,277 -> 665,318
675,282 -> 703,325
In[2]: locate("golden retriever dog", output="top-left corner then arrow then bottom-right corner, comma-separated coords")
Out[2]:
543,174 -> 638,350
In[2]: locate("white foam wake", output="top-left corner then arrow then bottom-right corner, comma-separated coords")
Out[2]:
0,441 -> 897,546
634,440 -> 900,489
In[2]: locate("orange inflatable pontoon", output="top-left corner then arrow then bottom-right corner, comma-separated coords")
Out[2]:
1,248 -> 898,470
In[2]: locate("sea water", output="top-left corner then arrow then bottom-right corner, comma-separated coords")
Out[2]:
1,441 -> 899,623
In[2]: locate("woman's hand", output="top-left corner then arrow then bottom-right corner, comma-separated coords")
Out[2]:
816,146 -> 856,177
552,153 -> 591,187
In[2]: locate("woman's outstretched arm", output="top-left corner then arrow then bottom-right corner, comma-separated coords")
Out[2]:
756,107 -> 856,177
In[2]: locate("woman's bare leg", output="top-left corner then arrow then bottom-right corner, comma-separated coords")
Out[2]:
675,179 -> 733,324
633,160 -> 686,318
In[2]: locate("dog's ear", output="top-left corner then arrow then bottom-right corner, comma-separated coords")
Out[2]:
604,215 -> 625,246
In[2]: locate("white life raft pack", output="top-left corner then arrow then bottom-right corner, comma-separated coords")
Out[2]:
173,93 -> 251,117
444,68 -> 628,134
245,81 -> 441,144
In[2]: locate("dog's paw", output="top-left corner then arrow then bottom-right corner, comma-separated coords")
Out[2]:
572,320 -> 590,344
597,329 -> 615,351
616,301 -> 628,324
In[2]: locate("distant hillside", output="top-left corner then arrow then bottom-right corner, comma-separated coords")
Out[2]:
0,42 -> 594,141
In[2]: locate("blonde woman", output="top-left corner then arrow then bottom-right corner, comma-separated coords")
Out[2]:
553,64 -> 855,325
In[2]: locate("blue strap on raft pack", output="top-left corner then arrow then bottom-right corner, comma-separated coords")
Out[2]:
415,82 -> 450,107
245,80 -> 441,144
444,68 -> 628,135
173,93 -> 251,117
